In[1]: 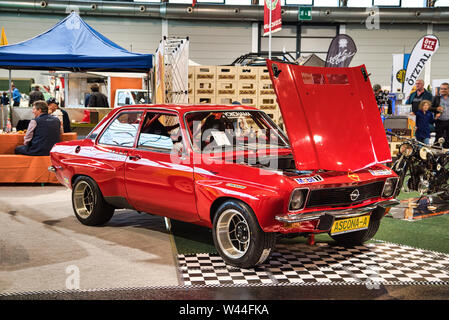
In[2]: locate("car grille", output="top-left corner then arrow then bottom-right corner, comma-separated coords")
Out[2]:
306,181 -> 385,208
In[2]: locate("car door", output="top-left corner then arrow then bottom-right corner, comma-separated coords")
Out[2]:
93,109 -> 144,200
124,110 -> 199,222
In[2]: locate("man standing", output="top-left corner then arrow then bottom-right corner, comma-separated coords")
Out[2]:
11,84 -> 21,106
431,82 -> 449,148
406,79 -> 433,115
88,83 -> 109,108
29,85 -> 44,106
14,100 -> 61,156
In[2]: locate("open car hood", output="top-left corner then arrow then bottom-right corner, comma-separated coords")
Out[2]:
267,60 -> 391,172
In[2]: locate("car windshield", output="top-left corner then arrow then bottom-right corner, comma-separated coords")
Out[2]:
185,110 -> 289,153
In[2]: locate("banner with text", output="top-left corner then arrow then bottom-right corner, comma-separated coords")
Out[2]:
403,35 -> 440,96
325,34 -> 357,68
263,0 -> 282,36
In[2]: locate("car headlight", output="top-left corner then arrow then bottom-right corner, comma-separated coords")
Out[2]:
399,143 -> 413,157
289,189 -> 308,211
382,177 -> 398,198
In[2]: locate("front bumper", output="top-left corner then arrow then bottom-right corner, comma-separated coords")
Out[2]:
275,200 -> 400,224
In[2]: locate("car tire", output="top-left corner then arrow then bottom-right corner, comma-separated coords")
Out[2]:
329,208 -> 385,246
212,200 -> 276,269
72,176 -> 115,226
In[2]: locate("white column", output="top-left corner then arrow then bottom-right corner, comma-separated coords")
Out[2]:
251,22 -> 258,53
162,19 -> 168,38
339,24 -> 346,35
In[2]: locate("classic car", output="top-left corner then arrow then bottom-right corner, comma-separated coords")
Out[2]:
49,60 -> 399,268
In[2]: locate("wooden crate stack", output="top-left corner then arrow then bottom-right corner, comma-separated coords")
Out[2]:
194,66 -> 216,104
216,66 -> 238,105
188,66 -> 195,104
237,66 -> 258,108
188,65 -> 283,125
258,67 -> 281,124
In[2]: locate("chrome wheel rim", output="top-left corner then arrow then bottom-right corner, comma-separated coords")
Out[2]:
216,209 -> 250,259
73,181 -> 95,219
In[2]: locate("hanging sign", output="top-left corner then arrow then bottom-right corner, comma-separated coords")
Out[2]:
263,0 -> 282,36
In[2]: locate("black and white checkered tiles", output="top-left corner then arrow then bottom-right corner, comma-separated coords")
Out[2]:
178,242 -> 449,286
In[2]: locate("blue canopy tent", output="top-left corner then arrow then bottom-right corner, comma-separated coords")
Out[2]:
0,12 -> 153,72
0,13 -> 153,127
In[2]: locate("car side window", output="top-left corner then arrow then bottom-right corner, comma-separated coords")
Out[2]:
137,112 -> 182,153
98,111 -> 143,147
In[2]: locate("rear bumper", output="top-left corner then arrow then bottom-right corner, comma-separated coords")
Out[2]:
275,199 -> 400,224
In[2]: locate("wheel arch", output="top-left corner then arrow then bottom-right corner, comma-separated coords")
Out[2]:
209,196 -> 255,225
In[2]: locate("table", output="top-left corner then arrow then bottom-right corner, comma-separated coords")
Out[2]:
0,132 -> 78,154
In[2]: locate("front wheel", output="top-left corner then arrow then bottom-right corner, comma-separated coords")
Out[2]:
329,208 -> 384,246
212,200 -> 276,269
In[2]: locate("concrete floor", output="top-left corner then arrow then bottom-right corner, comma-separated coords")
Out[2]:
0,186 -> 179,294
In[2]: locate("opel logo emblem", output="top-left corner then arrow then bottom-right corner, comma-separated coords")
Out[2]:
350,189 -> 360,201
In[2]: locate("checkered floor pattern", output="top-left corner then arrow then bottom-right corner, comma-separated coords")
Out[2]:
178,242 -> 449,286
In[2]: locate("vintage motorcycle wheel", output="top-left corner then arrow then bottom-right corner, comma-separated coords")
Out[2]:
212,200 -> 276,268
72,176 -> 115,226
329,207 -> 385,246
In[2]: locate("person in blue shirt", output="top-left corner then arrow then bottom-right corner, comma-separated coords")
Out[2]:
415,100 -> 439,145
11,84 -> 21,106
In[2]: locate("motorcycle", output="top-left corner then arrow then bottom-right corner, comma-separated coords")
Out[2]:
388,132 -> 449,198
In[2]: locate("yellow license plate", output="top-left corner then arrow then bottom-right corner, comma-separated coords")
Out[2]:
330,215 -> 370,235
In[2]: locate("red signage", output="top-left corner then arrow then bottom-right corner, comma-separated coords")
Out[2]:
422,36 -> 437,51
264,0 -> 282,36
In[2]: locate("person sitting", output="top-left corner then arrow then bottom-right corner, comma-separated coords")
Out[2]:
14,100 -> 61,156
47,98 -> 71,133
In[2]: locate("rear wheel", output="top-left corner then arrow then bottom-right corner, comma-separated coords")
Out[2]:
329,208 -> 384,246
72,176 -> 115,226
212,200 -> 276,269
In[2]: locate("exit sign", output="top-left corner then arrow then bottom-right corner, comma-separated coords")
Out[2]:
299,6 -> 312,21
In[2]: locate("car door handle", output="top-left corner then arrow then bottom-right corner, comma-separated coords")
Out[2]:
129,155 -> 141,161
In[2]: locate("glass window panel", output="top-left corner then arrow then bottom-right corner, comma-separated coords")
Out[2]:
300,37 -> 333,53
347,0 -> 373,7
435,0 -> 449,6
314,0 -> 339,6
401,0 -> 425,7
225,0 -> 252,4
374,0 -> 400,6
138,113 -> 181,152
169,0 -> 194,3
197,0 -> 225,3
285,0 -> 313,4
301,26 -> 337,37
99,111 -> 143,147
261,37 -> 297,52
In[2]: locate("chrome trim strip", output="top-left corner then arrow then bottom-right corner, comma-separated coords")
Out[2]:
275,200 -> 400,223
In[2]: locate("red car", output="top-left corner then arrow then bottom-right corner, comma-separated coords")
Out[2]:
50,60 -> 399,268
